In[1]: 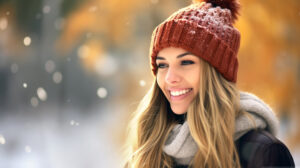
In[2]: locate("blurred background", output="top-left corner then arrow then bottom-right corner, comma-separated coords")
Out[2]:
0,0 -> 299,167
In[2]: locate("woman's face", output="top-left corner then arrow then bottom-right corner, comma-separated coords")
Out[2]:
156,47 -> 201,115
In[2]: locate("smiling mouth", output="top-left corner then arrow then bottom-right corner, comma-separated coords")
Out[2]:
169,88 -> 192,97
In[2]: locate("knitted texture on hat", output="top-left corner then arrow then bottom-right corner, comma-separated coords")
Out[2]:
149,0 -> 241,82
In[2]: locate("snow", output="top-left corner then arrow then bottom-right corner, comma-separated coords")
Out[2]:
139,80 -> 146,87
0,102 -> 139,168
190,15 -> 200,21
23,83 -> 28,88
97,87 -> 107,98
0,135 -> 5,144
53,72 -> 63,84
30,97 -> 39,107
45,60 -> 56,73
43,6 -> 51,14
23,36 -> 31,46
37,87 -> 47,101
95,54 -> 119,76
24,146 -> 32,153
70,120 -> 80,126
189,30 -> 196,35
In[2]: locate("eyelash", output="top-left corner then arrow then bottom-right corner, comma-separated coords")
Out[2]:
157,60 -> 195,68
181,60 -> 194,65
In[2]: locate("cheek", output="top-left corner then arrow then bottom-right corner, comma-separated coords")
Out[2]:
157,73 -> 170,99
157,82 -> 163,93
194,78 -> 200,92
188,69 -> 201,93
156,72 -> 164,86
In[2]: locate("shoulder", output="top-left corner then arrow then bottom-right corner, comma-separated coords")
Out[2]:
236,129 -> 295,168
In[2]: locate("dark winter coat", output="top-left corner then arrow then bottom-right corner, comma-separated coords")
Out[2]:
174,129 -> 295,168
235,129 -> 295,168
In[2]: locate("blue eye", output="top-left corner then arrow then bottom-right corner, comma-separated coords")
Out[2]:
181,60 -> 194,65
157,63 -> 168,68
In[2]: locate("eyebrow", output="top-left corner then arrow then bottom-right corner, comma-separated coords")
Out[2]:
156,52 -> 193,60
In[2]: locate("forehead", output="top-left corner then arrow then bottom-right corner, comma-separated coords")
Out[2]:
157,47 -> 188,57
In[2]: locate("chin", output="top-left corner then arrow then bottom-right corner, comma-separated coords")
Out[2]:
171,106 -> 187,115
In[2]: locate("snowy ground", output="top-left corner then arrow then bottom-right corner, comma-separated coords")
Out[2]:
0,106 -> 299,168
0,105 -> 124,168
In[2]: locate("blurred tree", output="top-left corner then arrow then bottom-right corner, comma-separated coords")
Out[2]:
0,0 -> 85,34
0,0 -> 42,34
61,0 -> 83,17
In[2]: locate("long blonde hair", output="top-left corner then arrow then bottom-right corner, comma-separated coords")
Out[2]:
124,59 -> 243,168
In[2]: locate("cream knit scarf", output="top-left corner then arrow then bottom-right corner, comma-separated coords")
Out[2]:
163,92 -> 279,165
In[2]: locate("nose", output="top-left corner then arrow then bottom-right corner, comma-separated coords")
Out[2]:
165,66 -> 181,84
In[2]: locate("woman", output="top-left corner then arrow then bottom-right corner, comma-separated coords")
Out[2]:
124,0 -> 295,167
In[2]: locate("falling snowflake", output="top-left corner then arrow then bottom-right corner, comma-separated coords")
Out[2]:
30,97 -> 39,107
70,120 -> 75,126
139,80 -> 146,87
70,120 -> 80,126
23,83 -> 28,88
23,36 -> 31,46
0,135 -> 6,145
37,87 -> 47,101
97,87 -> 107,98
95,55 -> 118,76
25,145 -> 32,153
45,60 -> 55,73
43,5 -> 51,14
53,71 -> 63,84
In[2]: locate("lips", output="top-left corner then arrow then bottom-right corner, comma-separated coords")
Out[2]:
170,88 -> 192,96
168,88 -> 193,101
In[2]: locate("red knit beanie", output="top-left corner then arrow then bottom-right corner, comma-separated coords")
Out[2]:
149,0 -> 241,83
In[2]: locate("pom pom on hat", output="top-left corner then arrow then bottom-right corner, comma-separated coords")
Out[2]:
193,0 -> 240,23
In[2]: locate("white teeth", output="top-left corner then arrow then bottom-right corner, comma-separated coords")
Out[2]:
170,89 -> 191,96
